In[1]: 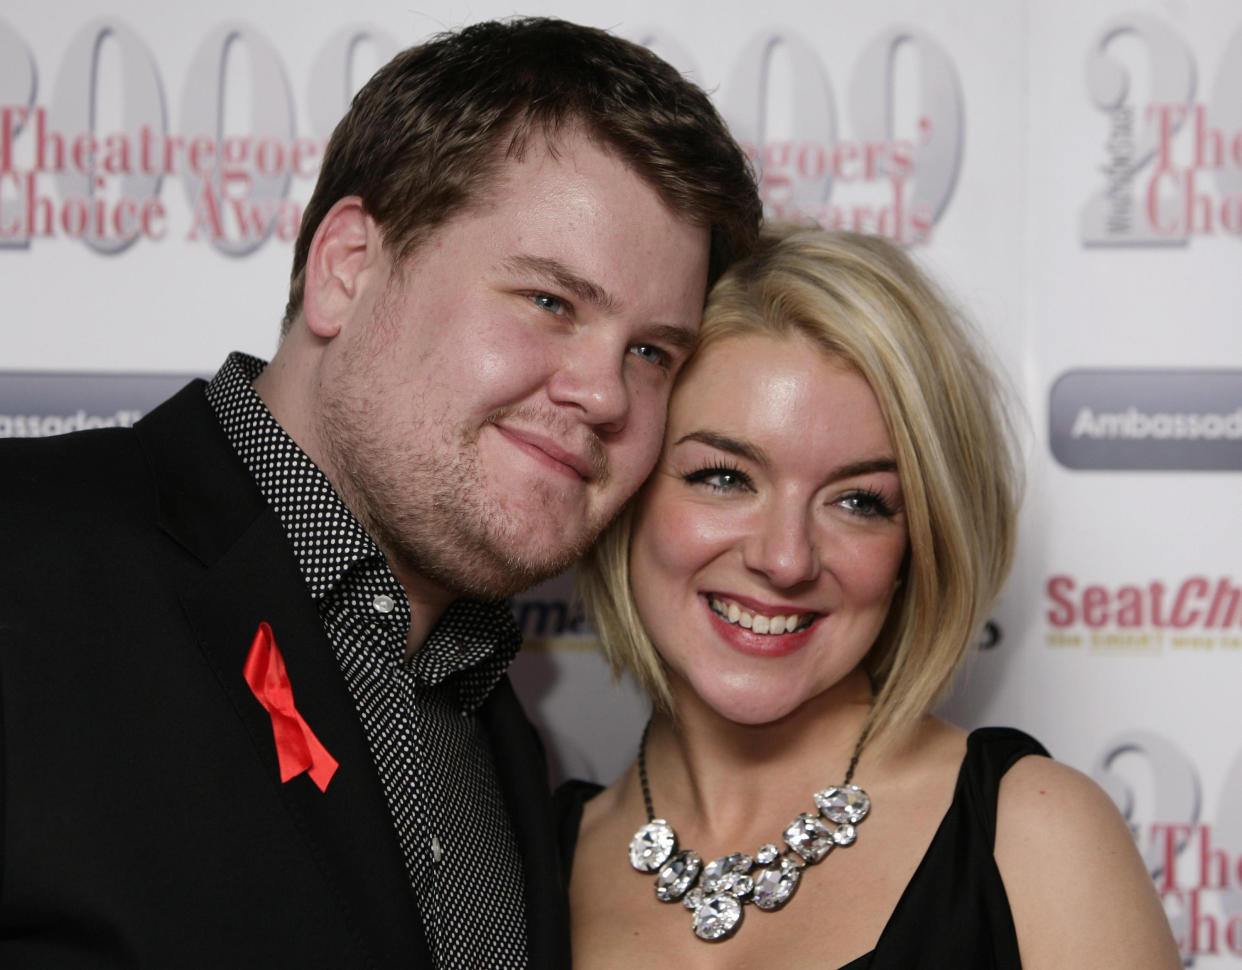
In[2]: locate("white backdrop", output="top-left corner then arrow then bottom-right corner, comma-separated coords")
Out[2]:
3,1 -> 1240,962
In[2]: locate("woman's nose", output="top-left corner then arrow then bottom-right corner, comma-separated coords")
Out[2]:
741,502 -> 820,588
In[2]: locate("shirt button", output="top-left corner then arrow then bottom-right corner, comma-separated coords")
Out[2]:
430,835 -> 443,864
372,594 -> 396,614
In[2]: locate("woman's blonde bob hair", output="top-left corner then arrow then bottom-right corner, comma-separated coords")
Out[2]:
577,225 -> 1020,745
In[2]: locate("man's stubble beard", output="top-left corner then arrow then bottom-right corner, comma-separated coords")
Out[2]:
315,311 -> 608,601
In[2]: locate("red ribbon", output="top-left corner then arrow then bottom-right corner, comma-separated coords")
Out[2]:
243,622 -> 338,792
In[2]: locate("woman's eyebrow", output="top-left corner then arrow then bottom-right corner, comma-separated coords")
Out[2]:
674,432 -> 899,481
833,458 -> 899,478
674,430 -> 768,466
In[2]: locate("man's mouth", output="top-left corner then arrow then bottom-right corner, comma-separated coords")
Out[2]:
707,595 -> 816,635
489,422 -> 599,481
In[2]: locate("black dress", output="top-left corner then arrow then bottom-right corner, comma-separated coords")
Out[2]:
556,727 -> 1048,969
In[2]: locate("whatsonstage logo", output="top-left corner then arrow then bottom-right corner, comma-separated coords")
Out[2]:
1044,574 -> 1242,652
510,570 -> 597,650
1081,13 -> 1242,246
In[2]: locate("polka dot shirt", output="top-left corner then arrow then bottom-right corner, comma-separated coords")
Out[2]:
206,352 -> 529,969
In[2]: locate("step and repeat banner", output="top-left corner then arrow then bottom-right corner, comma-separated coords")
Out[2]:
3,0 -> 1239,961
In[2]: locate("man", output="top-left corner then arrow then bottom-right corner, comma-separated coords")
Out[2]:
0,17 -> 759,969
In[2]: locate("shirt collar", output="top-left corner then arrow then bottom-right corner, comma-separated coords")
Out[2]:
204,351 -> 521,710
205,351 -> 377,600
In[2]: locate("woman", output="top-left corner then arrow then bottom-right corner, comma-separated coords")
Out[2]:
560,226 -> 1180,968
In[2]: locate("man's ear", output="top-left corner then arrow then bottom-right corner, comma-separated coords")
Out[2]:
302,196 -> 384,339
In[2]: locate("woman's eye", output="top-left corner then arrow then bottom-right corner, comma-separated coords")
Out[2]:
530,293 -> 566,315
630,343 -> 668,367
685,467 -> 753,492
839,490 -> 897,518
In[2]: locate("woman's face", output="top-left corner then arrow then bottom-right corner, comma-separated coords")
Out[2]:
629,332 -> 909,725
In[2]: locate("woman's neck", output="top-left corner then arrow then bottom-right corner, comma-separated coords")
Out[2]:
639,668 -> 876,851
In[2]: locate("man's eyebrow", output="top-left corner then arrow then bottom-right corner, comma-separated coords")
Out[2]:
645,323 -> 699,354
504,255 -> 620,314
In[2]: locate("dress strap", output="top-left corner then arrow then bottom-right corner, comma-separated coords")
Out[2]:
960,727 -> 1051,848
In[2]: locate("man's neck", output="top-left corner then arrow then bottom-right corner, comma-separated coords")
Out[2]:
395,571 -> 455,659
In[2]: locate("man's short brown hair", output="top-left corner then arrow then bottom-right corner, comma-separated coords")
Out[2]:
283,17 -> 760,332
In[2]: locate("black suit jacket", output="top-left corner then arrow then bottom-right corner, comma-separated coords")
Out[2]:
0,382 -> 569,968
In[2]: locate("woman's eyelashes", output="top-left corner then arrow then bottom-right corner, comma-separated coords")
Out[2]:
836,487 -> 901,519
682,459 -> 901,519
683,462 -> 754,493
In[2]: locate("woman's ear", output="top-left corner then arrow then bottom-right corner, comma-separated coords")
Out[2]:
301,196 -> 383,339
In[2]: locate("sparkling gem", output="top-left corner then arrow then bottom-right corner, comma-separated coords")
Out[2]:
730,874 -> 754,898
815,784 -> 871,825
691,893 -> 743,941
654,850 -> 702,902
784,812 -> 835,863
629,819 -> 676,872
683,887 -> 704,911
756,843 -> 780,865
833,822 -> 857,846
752,857 -> 802,911
701,853 -> 753,893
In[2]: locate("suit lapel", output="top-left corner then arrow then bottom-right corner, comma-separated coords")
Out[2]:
481,679 -> 572,970
136,384 -> 428,967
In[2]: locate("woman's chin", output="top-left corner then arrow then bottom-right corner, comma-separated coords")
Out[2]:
678,678 -> 809,728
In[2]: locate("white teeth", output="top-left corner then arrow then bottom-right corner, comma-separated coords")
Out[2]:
710,597 -> 806,636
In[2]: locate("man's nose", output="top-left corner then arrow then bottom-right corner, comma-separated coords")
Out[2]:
546,334 -> 630,432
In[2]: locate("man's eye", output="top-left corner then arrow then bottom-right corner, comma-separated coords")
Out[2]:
531,293 -> 566,314
630,343 -> 668,367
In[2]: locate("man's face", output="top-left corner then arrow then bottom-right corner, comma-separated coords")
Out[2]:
315,130 -> 711,601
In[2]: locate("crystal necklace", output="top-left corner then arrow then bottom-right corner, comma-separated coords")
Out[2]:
628,720 -> 871,942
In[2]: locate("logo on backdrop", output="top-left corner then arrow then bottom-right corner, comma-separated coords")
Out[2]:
705,26 -> 965,245
1044,574 -> 1242,654
0,19 -> 965,255
509,571 -> 596,649
1081,13 -> 1242,246
1093,731 -> 1242,962
0,371 -> 196,437
0,20 -> 386,255
1050,370 -> 1242,471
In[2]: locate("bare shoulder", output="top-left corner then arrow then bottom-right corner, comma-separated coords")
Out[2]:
997,754 -> 1120,844
995,754 -> 1182,970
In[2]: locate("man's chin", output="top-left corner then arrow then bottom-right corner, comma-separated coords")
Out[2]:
400,521 -> 597,601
